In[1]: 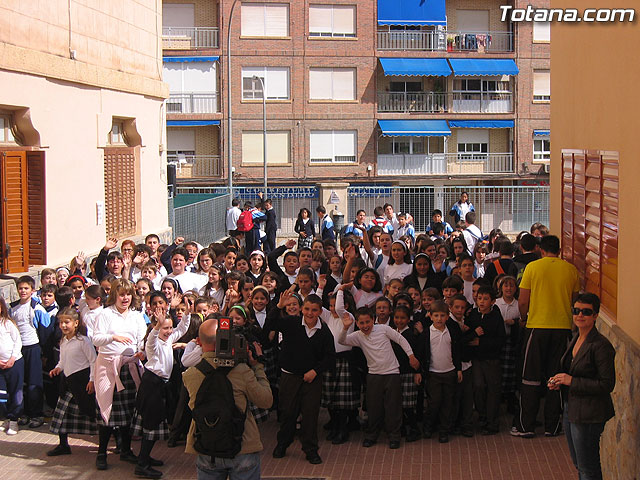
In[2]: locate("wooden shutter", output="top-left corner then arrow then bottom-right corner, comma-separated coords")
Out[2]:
0,151 -> 29,273
104,147 -> 137,238
27,151 -> 46,265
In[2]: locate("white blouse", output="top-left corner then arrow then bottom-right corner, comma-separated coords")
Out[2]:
56,335 -> 97,380
92,306 -> 148,356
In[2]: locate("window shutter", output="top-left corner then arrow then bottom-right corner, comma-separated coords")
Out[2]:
0,151 -> 29,273
162,4 -> 195,28
334,130 -> 357,159
167,129 -> 196,151
456,10 -> 489,32
333,6 -> 355,35
533,71 -> 550,96
533,21 -> 550,42
241,4 -> 265,36
332,68 -> 356,100
242,131 -> 290,164
104,148 -> 137,238
265,4 -> 289,36
309,5 -> 332,34
265,67 -> 289,99
242,132 -> 263,163
309,68 -> 333,99
310,131 -> 333,161
26,151 -> 46,265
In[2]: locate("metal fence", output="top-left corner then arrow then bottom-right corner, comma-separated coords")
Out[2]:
347,186 -> 549,234
168,193 -> 230,246
162,27 -> 219,49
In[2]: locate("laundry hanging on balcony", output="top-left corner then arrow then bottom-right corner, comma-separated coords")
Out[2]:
377,0 -> 447,26
379,58 -> 452,76
448,59 -> 519,76
378,119 -> 451,136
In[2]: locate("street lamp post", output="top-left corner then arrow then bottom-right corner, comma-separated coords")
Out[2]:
252,75 -> 268,197
227,0 -> 241,206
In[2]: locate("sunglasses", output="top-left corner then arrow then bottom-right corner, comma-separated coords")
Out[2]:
572,307 -> 595,316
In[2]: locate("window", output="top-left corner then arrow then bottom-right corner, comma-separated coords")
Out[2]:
162,4 -> 195,28
533,21 -> 550,42
242,67 -> 290,100
454,78 -> 510,93
533,136 -> 550,162
456,10 -> 489,32
242,131 -> 291,164
561,150 -> 619,316
310,130 -> 357,163
389,81 -> 422,93
0,115 -> 16,144
109,121 -> 126,145
309,5 -> 356,38
167,129 -> 196,162
390,137 -> 424,155
309,68 -> 356,100
533,70 -> 550,101
163,62 -> 217,93
457,129 -> 488,159
241,3 -> 289,37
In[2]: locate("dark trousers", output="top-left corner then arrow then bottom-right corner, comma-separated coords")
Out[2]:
563,406 -> 605,480
0,357 -> 24,420
426,370 -> 456,434
245,229 -> 260,255
515,328 -> 571,433
168,384 -> 192,442
263,231 -> 276,255
22,344 -> 43,418
453,367 -> 474,431
472,358 -> 502,431
365,373 -> 402,442
277,372 -> 322,454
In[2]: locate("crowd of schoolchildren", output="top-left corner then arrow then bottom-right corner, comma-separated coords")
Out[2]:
0,192 -> 554,477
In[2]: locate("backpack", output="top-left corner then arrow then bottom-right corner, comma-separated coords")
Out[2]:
191,360 -> 247,459
236,210 -> 254,232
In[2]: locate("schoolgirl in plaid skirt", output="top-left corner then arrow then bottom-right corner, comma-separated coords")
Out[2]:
46,307 -> 98,457
92,279 -> 147,471
495,277 -> 520,407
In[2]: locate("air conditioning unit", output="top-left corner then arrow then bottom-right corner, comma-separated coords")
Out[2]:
544,164 -> 550,174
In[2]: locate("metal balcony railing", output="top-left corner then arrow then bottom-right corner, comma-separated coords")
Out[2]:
376,153 -> 514,176
168,154 -> 222,177
166,93 -> 218,113
162,27 -> 219,49
377,30 -> 514,52
377,91 -> 513,113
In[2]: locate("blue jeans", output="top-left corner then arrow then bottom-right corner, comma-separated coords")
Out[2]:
563,408 -> 605,480
196,453 -> 261,480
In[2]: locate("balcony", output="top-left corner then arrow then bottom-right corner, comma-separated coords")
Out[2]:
377,153 -> 514,176
377,30 -> 513,53
169,154 -> 222,178
377,91 -> 513,113
162,27 -> 219,49
166,93 -> 218,114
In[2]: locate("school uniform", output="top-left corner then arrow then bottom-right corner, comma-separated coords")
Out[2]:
264,207 -> 278,254
294,218 -> 315,249
0,320 -> 24,422
450,314 -> 474,435
495,297 -> 520,398
392,326 -> 421,439
50,335 -> 98,436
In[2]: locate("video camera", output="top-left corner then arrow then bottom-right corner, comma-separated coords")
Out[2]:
213,317 -> 250,367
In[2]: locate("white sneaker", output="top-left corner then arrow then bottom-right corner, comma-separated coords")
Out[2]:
0,420 -> 8,432
6,421 -> 18,435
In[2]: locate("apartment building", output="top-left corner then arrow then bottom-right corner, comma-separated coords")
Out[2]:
162,0 -> 550,187
0,1 -> 169,274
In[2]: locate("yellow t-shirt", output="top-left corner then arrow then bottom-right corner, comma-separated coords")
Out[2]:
519,256 -> 580,330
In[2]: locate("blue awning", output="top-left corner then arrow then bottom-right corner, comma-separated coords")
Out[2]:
163,56 -> 219,63
449,59 -> 519,76
380,58 -> 452,77
378,0 -> 446,26
449,120 -> 514,129
533,130 -> 550,136
378,120 -> 451,136
167,120 -> 220,126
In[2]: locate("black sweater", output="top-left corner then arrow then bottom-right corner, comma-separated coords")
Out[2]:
392,327 -> 422,374
420,319 -> 462,373
462,306 -> 506,360
266,314 -> 335,376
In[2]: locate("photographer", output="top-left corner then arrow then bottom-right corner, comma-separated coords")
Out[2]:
183,319 -> 272,480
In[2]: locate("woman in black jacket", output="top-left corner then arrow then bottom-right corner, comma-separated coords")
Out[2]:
548,292 -> 615,480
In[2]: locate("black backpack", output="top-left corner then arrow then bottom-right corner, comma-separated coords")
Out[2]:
192,360 -> 247,459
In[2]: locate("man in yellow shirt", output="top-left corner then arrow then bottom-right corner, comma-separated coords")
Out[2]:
511,235 -> 580,439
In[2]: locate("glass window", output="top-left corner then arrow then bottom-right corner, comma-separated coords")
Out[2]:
533,136 -> 550,162
309,5 -> 356,38
533,70 -> 551,101
242,67 -> 290,100
310,130 -> 357,163
241,3 -> 289,37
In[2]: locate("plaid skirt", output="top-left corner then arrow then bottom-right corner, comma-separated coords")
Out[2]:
50,391 -> 98,435
97,365 -> 137,428
248,402 -> 270,424
321,355 -> 359,410
298,236 -> 313,250
263,346 -> 279,400
500,335 -> 518,395
130,411 -> 170,441
401,372 -> 418,410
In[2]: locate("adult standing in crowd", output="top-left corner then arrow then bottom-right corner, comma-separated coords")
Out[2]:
226,199 -> 242,237
548,293 -> 615,480
449,191 -> 475,225
512,235 -> 580,438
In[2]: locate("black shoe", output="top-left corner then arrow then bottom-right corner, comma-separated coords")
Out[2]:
148,457 -> 164,467
362,439 -> 376,448
17,416 -> 30,426
272,444 -> 287,458
306,452 -> 322,465
389,440 -> 400,449
28,417 -> 45,428
461,429 -> 474,438
423,429 -> 433,439
406,431 -> 420,443
120,450 -> 138,464
47,444 -> 71,456
481,427 -> 498,436
332,431 -> 349,445
96,453 -> 108,470
438,434 -> 449,443
134,465 -> 163,479
326,430 -> 337,441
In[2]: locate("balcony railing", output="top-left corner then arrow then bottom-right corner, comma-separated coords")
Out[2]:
377,30 -> 514,52
162,27 -> 219,49
166,93 -> 218,113
377,153 -> 514,176
169,155 -> 222,177
377,91 -> 513,113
